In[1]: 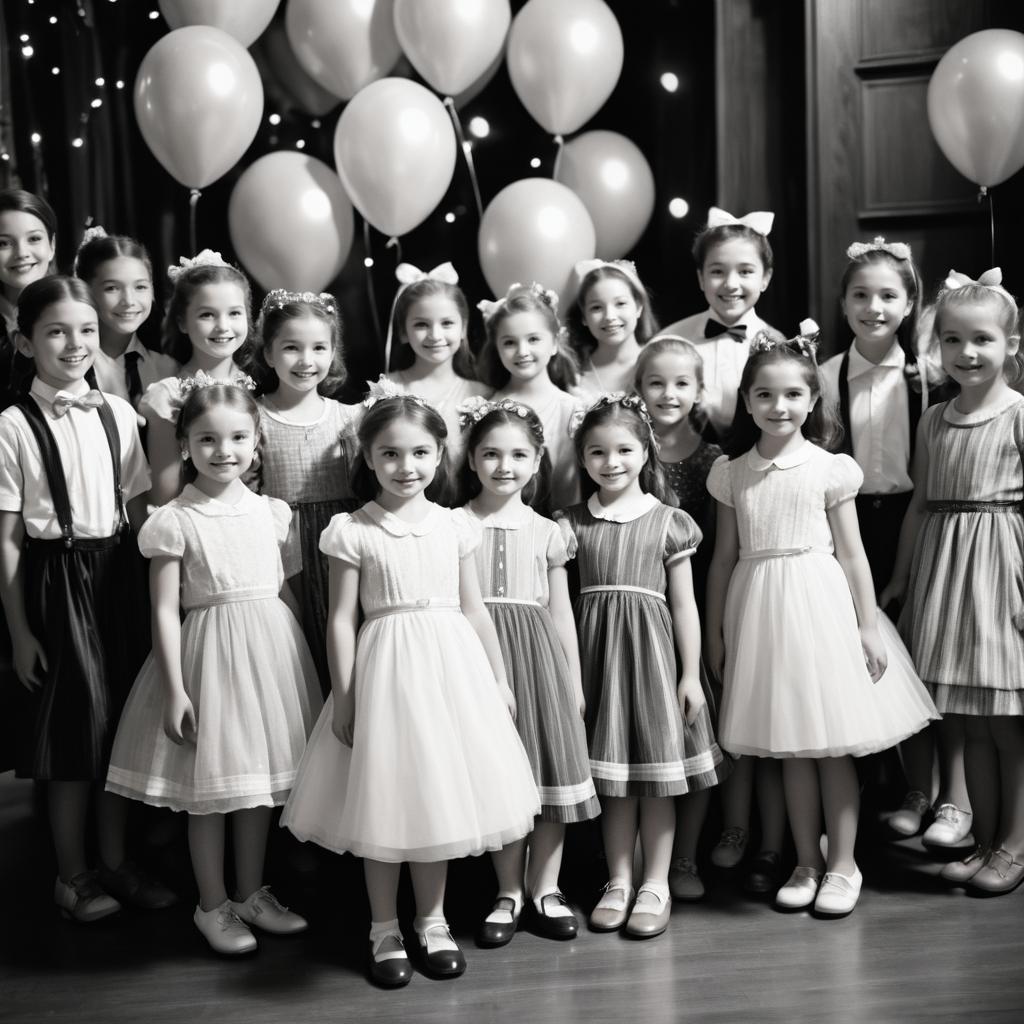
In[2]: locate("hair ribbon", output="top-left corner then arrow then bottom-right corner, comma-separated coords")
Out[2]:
707,206 -> 774,237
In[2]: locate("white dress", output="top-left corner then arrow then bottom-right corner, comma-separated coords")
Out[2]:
282,501 -> 540,862
105,485 -> 323,813
707,443 -> 938,758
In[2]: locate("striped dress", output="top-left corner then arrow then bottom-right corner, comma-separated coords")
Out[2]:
455,504 -> 599,823
899,392 -> 1024,715
559,494 -> 729,797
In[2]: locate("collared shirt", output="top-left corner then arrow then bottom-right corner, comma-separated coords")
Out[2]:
656,307 -> 772,435
819,342 -> 912,494
0,376 -> 150,539
92,336 -> 181,408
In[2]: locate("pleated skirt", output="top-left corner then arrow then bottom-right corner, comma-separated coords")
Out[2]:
489,601 -> 599,823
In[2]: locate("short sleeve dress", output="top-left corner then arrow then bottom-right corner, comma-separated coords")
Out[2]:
707,442 -> 938,758
281,501 -> 540,862
898,393 -> 1024,715
558,493 -> 729,797
105,485 -> 323,813
455,503 -> 599,823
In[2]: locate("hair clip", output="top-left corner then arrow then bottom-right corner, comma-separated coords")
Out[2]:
167,249 -> 230,283
573,258 -> 642,291
259,288 -> 337,322
707,206 -> 774,237
845,236 -> 912,261
749,320 -> 820,361
456,395 -> 533,430
179,369 -> 256,398
362,373 -> 436,412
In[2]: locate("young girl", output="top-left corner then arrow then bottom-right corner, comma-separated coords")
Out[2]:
659,207 -> 777,438
881,270 -> 1024,894
567,259 -> 658,400
141,251 -> 254,505
383,262 -> 490,460
250,289 -> 361,693
820,238 -> 960,846
0,276 -> 170,921
282,385 -> 539,987
477,283 -> 584,511
74,226 -> 180,408
106,382 -> 322,953
706,331 -> 938,916
0,189 -> 57,411
558,394 -> 728,938
454,398 -> 598,946
635,336 -> 784,899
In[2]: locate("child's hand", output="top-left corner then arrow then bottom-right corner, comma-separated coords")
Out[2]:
860,626 -> 888,683
705,633 -> 725,683
677,674 -> 706,725
878,579 -> 904,611
163,690 -> 196,745
332,698 -> 355,747
500,684 -> 517,721
11,630 -> 47,690
576,691 -> 586,718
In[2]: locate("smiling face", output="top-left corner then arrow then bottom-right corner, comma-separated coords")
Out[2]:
183,404 -> 258,486
402,293 -> 464,367
178,281 -> 248,362
743,360 -> 816,441
0,210 -> 55,301
938,299 -> 1019,391
638,350 -> 702,429
365,416 -> 442,501
265,314 -> 334,397
581,421 -> 648,496
469,421 -> 541,498
17,298 -> 99,389
494,310 -> 557,383
90,257 -> 153,339
698,238 -> 771,325
842,263 -> 911,350
582,276 -> 642,351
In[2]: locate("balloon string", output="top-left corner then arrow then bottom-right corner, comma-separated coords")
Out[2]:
443,97 -> 484,219
988,189 -> 995,267
552,135 -> 565,180
188,189 -> 201,255
385,235 -> 404,264
363,218 -> 385,365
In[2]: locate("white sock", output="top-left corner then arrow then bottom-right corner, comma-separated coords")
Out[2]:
414,914 -> 458,952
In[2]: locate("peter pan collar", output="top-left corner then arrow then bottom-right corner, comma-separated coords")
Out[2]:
746,441 -> 813,472
586,490 -> 659,522
465,500 -> 533,530
179,483 -> 260,517
363,499 -> 439,537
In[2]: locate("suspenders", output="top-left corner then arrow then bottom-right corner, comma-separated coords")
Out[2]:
15,395 -> 127,547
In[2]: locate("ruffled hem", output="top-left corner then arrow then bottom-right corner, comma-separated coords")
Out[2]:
722,718 -> 933,759
105,768 -> 293,815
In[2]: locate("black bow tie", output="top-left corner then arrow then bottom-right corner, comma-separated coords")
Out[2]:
705,319 -> 747,342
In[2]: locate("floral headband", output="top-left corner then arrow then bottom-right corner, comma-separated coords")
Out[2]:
362,373 -> 435,412
456,394 -> 536,431
179,369 -> 256,398
477,281 -> 560,324
707,206 -> 774,237
845,236 -> 912,261
572,258 -> 643,292
168,249 -> 231,283
572,391 -> 657,445
750,318 -> 820,361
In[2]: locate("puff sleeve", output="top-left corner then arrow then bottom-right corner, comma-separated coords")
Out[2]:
138,377 -> 183,426
705,454 -> 733,507
544,517 -> 571,568
319,512 -> 360,567
824,454 -> 864,509
452,509 -> 483,558
267,497 -> 300,578
551,510 -> 578,559
664,508 -> 702,566
137,505 -> 185,559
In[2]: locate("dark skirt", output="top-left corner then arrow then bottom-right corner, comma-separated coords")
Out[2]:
15,532 -> 150,780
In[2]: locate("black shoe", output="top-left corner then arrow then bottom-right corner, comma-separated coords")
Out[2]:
744,851 -> 782,895
531,891 -> 578,940
416,922 -> 466,978
368,934 -> 413,988
476,895 -> 520,948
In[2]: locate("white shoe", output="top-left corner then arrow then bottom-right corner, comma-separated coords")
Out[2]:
54,872 -> 121,923
775,866 -> 821,909
231,885 -> 307,935
194,900 -> 257,954
814,868 -> 863,915
889,791 -> 931,837
922,804 -> 973,847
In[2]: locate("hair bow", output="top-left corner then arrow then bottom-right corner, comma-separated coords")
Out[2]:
572,258 -> 642,291
750,320 -> 819,361
477,297 -> 506,323
394,262 -> 459,288
944,267 -> 1003,291
707,206 -> 774,237
168,249 -> 229,283
845,236 -> 912,261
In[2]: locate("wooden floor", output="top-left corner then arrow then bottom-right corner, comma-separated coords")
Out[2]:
2,770 -> 1023,1024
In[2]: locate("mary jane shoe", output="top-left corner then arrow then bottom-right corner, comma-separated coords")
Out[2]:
814,868 -> 863,916
532,891 -> 579,940
369,928 -> 412,988
624,886 -> 672,939
969,848 -> 1024,896
774,866 -> 821,910
940,845 -> 991,885
194,900 -> 257,955
415,920 -> 466,978
54,872 -> 121,923
231,886 -> 307,934
922,804 -> 973,848
588,881 -> 635,932
476,894 -> 521,948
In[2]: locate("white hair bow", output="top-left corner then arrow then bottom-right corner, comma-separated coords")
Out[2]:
572,258 -> 642,290
394,262 -> 459,287
944,267 -> 1003,290
707,206 -> 774,237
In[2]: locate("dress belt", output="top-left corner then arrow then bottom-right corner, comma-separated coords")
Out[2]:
739,545 -> 832,561
364,599 -> 461,621
579,584 -> 666,602
484,597 -> 543,607
926,500 -> 1021,514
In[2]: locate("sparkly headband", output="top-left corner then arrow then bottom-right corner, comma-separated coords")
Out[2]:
258,288 -> 337,328
178,369 -> 257,398
167,249 -> 231,283
750,319 -> 820,361
384,262 -> 460,372
456,395 -> 537,431
707,206 -> 774,237
845,236 -> 912,261
572,258 -> 643,292
478,281 -> 560,324
572,391 -> 657,444
362,373 -> 436,412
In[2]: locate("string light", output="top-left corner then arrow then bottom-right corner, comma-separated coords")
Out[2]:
22,46 -> 34,58
148,10 -> 159,19
51,67 -> 60,75
363,257 -> 374,268
91,99 -> 102,109
468,116 -> 490,139
295,139 -> 306,149
444,212 -> 456,223
30,133 -> 41,144
311,119 -> 321,129
268,113 -> 281,126
115,80 -> 125,89
48,15 -> 57,23
19,33 -> 29,42
71,137 -> 84,148
668,198 -> 689,218
530,157 -> 541,168
95,77 -> 105,87
660,72 -> 679,93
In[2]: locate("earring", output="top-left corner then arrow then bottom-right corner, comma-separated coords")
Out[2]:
181,450 -> 190,462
